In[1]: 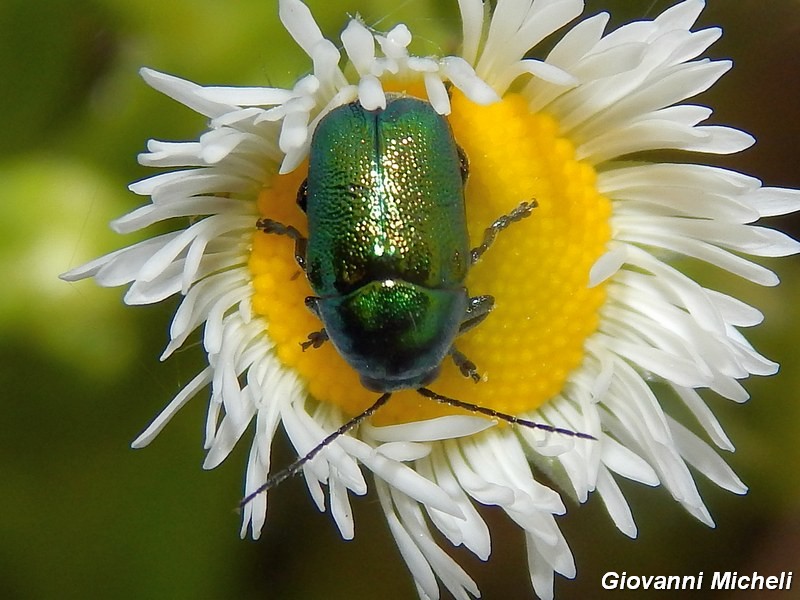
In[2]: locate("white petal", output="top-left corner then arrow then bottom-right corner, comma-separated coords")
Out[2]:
547,12 -> 610,69
358,447 -> 465,520
598,333 -> 712,388
750,187 -> 800,217
656,0 -> 705,31
278,0 -> 325,58
671,385 -> 734,451
668,418 -> 747,494
358,75 -> 387,111
375,441 -> 432,462
364,415 -> 495,443
131,368 -> 212,448
329,466 -> 356,539
197,86 -> 293,106
424,449 -> 491,559
446,438 -> 516,506
376,480 -> 440,599
595,467 -> 637,538
440,56 -> 500,105
140,68 -> 232,118
390,486 -> 479,600
588,244 -> 626,287
601,437 -> 659,486
341,19 -> 375,76
423,73 -> 451,115
457,0 -> 485,66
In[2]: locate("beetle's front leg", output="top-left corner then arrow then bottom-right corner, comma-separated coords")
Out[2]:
301,296 -> 328,351
256,218 -> 308,272
471,200 -> 537,264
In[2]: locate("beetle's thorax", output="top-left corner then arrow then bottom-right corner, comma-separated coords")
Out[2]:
316,278 -> 468,392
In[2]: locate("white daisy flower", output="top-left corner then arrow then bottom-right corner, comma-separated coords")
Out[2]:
61,0 -> 800,598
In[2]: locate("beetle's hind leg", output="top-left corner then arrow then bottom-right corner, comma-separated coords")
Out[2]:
301,296 -> 328,351
471,200 -> 537,264
256,218 -> 308,272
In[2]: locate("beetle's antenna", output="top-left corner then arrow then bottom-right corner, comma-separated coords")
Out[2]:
239,392 -> 393,509
416,387 -> 596,440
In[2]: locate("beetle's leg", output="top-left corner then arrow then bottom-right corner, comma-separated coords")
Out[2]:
301,296 -> 328,351
470,200 -> 537,264
459,295 -> 494,334
301,330 -> 329,351
296,178 -> 308,213
449,347 -> 481,383
450,296 -> 494,380
456,146 -> 469,183
256,218 -> 307,272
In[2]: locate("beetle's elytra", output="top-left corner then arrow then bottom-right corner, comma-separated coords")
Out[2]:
305,96 -> 473,392
259,95 -> 533,392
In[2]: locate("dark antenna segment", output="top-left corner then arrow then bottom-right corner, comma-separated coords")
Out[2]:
239,387 -> 595,509
416,387 -> 597,440
239,392 -> 392,510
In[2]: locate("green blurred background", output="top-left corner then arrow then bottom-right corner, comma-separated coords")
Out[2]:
2,0 -> 798,598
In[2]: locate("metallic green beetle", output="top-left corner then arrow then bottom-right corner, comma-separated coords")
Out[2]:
258,95 -> 534,393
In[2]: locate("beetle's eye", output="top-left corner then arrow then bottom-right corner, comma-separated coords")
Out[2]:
457,146 -> 469,184
297,179 -> 309,212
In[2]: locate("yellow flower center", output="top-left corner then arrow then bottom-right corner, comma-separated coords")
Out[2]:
249,90 -> 610,425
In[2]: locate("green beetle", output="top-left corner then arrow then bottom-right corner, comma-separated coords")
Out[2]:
259,95 -> 533,392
